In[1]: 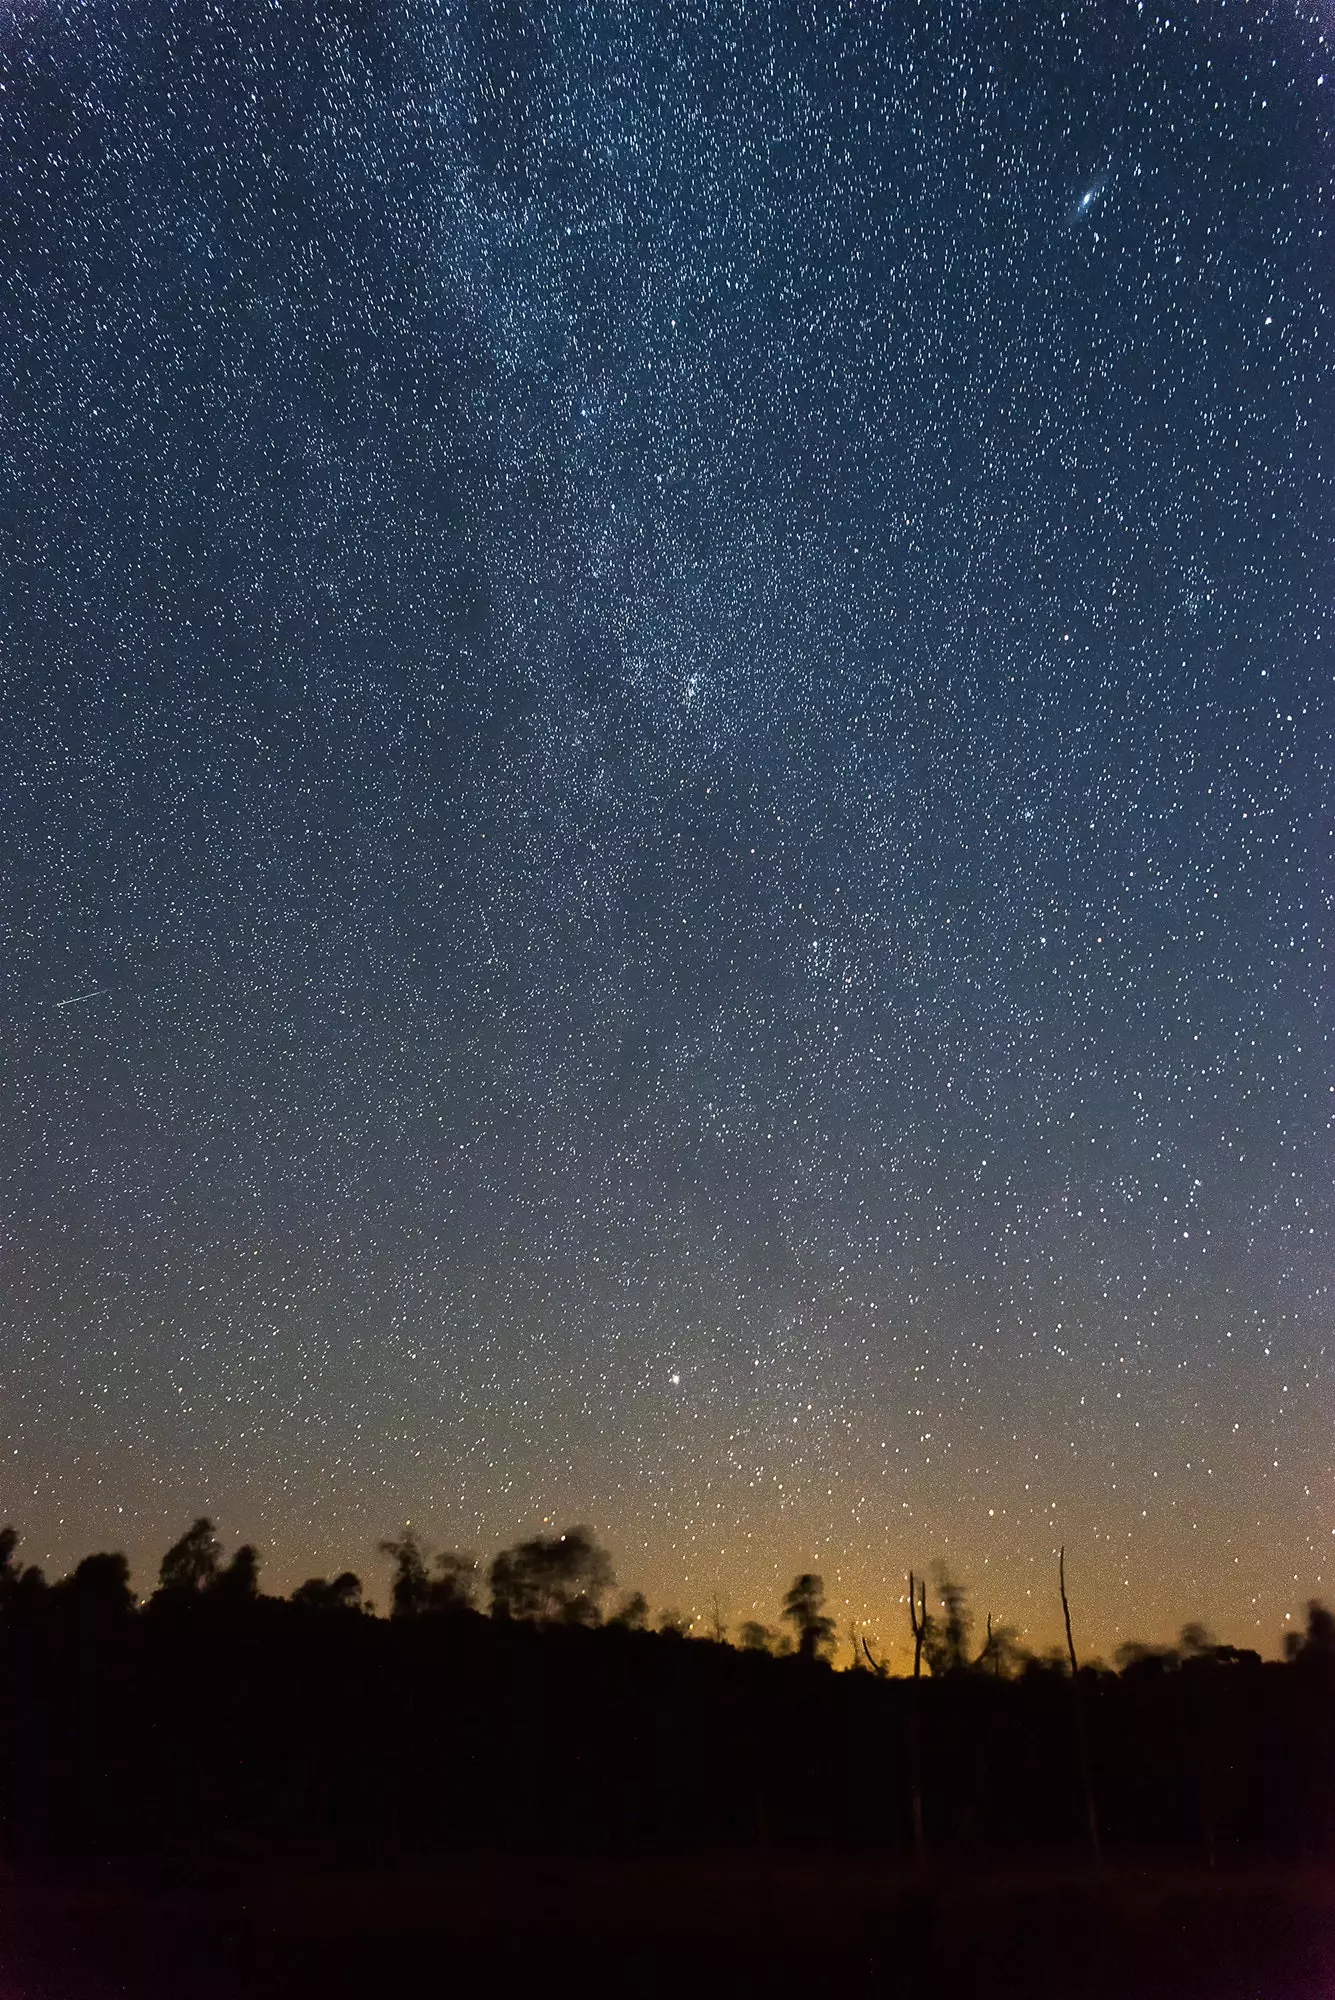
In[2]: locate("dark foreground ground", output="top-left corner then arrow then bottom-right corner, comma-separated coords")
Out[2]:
2,1853 -> 1333,1999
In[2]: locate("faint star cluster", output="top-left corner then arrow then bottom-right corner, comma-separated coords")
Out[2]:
0,0 -> 1329,1656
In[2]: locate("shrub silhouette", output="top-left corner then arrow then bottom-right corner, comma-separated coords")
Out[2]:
976,1612 -> 1025,1678
739,1620 -> 781,1653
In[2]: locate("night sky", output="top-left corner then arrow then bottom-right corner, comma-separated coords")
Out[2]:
1,0 -> 1329,1659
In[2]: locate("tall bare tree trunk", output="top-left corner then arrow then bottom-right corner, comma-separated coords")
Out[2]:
908,1570 -> 927,1866
1060,1546 -> 1102,1866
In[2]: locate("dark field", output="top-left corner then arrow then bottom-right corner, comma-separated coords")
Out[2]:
3,1853 -> 1334,1999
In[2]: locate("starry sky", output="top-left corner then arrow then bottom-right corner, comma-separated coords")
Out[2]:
1,0 -> 1330,1659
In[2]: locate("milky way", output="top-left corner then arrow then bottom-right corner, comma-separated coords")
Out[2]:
1,0 -> 1329,1656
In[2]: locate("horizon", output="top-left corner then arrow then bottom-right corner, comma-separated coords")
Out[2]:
4,1508 -> 1319,1666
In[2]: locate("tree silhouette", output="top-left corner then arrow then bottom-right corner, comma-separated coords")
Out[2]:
1060,1544 -> 1102,1867
976,1611 -> 1024,1678
52,1552 -> 134,1620
378,1535 -> 476,1616
907,1571 -> 929,1678
860,1634 -> 889,1677
379,1532 -> 433,1618
291,1571 -> 364,1613
0,1526 -> 49,1617
1285,1600 -> 1335,1665
924,1569 -> 973,1676
608,1590 -> 650,1630
1116,1640 -> 1179,1680
211,1544 -> 260,1606
156,1518 -> 222,1600
430,1550 -> 478,1614
781,1574 -> 836,1663
488,1527 -> 614,1625
907,1571 -> 928,1865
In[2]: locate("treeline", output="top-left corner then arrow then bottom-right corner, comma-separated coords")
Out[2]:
2,1514 -> 1323,1673
1,1517 -> 836,1649
2,1517 -> 1333,1866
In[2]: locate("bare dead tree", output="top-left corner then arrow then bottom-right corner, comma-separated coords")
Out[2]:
1060,1545 -> 1103,1866
907,1570 -> 927,1865
980,1610 -> 1002,1677
908,1570 -> 927,1679
861,1634 -> 888,1677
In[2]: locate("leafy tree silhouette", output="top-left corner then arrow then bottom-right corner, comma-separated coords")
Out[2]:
488,1527 -> 614,1625
378,1535 -> 477,1615
9,1564 -> 48,1615
291,1571 -> 364,1613
1116,1639 -> 1180,1680
52,1552 -> 134,1620
430,1550 -> 478,1613
211,1544 -> 260,1606
921,1568 -> 972,1676
156,1518 -> 221,1601
608,1590 -> 650,1630
1284,1600 -> 1335,1665
975,1611 -> 1025,1678
0,1526 -> 48,1616
738,1620 -> 794,1656
0,1526 -> 23,1612
781,1574 -> 836,1663
379,1532 -> 433,1618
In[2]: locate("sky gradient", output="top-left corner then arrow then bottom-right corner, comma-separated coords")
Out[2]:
1,0 -> 1330,1662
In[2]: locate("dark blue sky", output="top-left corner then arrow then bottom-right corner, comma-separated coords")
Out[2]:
1,0 -> 1329,1652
